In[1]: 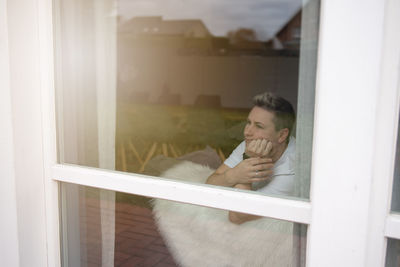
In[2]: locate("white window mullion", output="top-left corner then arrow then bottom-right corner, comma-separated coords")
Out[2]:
51,164 -> 312,224
307,1 -> 387,266
38,0 -> 61,266
365,0 -> 400,266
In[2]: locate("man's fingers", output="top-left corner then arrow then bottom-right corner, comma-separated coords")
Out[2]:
255,139 -> 266,154
253,139 -> 262,153
260,139 -> 268,153
246,139 -> 273,157
247,140 -> 256,153
250,139 -> 258,148
265,141 -> 273,155
253,139 -> 261,154
251,163 -> 274,171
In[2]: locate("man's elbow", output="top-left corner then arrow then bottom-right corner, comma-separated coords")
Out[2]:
229,211 -> 261,224
229,211 -> 244,225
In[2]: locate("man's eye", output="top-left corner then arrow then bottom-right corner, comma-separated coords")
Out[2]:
256,124 -> 264,129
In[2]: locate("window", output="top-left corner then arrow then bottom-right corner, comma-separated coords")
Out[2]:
55,0 -> 318,199
60,183 -> 307,266
54,0 -> 319,265
4,0 -> 399,266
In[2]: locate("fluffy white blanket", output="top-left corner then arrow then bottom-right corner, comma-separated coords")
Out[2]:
152,161 -> 294,267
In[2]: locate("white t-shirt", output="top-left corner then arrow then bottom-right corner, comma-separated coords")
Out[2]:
224,137 -> 295,196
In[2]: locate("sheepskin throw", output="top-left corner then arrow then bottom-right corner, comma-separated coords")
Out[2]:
152,161 -> 294,267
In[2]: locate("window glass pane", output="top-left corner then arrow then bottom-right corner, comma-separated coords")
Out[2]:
54,0 -> 319,200
391,114 -> 400,211
386,238 -> 400,267
60,183 -> 307,266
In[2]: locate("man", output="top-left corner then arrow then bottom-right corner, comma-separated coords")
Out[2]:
206,92 -> 296,224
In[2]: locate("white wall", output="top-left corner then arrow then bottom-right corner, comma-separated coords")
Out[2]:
0,0 -> 20,265
2,0 -> 49,266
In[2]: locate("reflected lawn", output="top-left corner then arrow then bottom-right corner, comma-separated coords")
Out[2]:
116,103 -> 248,174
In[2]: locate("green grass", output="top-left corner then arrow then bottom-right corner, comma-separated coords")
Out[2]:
116,103 -> 248,155
115,103 -> 249,206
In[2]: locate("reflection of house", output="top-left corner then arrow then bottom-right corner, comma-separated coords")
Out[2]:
119,16 -> 214,55
275,8 -> 302,50
117,15 -> 302,108
229,40 -> 268,56
211,37 -> 229,55
119,16 -> 286,57
227,28 -> 269,56
119,16 -> 211,38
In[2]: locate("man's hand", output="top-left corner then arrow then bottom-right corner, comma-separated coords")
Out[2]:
245,139 -> 273,158
225,157 -> 274,185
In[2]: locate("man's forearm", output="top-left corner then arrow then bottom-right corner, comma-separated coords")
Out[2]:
206,171 -> 235,187
228,183 -> 261,224
229,211 -> 261,225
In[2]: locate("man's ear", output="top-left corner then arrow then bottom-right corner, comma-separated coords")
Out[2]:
278,128 -> 289,144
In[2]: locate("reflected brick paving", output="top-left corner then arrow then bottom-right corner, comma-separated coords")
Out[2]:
81,197 -> 178,267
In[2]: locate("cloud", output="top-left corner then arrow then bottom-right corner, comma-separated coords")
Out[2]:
118,0 -> 158,13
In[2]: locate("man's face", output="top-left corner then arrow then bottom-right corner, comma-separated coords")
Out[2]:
244,106 -> 284,147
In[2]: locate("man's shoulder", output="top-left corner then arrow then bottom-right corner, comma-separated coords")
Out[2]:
274,137 -> 295,175
287,136 -> 296,153
223,141 -> 245,168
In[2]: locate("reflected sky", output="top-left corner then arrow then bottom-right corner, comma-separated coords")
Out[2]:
118,0 -> 302,40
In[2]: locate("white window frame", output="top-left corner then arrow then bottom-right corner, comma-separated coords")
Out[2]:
364,0 -> 400,265
2,0 -> 400,266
